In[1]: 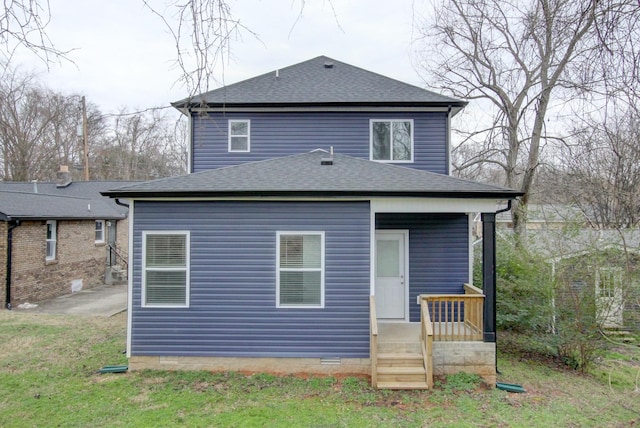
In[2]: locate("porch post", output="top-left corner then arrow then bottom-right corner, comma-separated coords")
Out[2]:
481,212 -> 496,343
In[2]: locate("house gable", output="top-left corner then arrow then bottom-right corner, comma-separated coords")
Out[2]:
175,56 -> 466,175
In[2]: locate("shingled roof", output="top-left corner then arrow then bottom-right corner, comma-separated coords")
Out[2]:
172,56 -> 466,110
0,181 -> 136,221
103,151 -> 521,199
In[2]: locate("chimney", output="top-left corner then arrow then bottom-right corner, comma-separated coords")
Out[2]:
31,180 -> 38,193
56,165 -> 72,188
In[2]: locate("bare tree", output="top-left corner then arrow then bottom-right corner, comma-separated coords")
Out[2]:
0,0 -> 71,66
415,0 -> 639,240
0,68 -> 109,181
92,109 -> 186,180
142,0 -> 255,96
0,69 -> 58,180
553,109 -> 640,228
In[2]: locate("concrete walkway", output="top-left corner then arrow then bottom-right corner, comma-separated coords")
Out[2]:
13,283 -> 127,317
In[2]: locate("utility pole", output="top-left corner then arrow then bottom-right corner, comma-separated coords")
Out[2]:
81,96 -> 89,180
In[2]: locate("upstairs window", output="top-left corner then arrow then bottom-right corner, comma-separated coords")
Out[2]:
228,120 -> 250,152
370,119 -> 413,162
46,220 -> 57,261
142,231 -> 190,307
277,232 -> 324,308
95,220 -> 105,243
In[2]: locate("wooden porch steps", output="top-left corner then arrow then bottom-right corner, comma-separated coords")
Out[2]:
376,381 -> 430,390
375,352 -> 428,389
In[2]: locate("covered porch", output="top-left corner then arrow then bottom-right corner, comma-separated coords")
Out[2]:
370,201 -> 500,389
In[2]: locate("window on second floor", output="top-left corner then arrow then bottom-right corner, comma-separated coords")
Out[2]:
46,220 -> 57,261
370,119 -> 413,162
95,220 -> 105,244
228,120 -> 250,152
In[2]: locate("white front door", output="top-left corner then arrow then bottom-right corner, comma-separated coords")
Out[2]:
375,231 -> 408,320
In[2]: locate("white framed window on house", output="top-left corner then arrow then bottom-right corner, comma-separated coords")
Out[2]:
276,232 -> 325,308
228,119 -> 250,152
46,220 -> 57,261
95,220 -> 105,244
142,231 -> 190,307
370,119 -> 414,162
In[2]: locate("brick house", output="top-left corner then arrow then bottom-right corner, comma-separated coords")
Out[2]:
1,167 -> 134,309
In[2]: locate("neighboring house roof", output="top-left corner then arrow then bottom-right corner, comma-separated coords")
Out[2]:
0,181 -> 136,221
172,55 -> 466,111
501,228 -> 640,262
103,150 -> 521,199
496,204 -> 590,225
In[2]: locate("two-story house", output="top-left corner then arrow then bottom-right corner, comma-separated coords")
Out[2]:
104,56 -> 522,389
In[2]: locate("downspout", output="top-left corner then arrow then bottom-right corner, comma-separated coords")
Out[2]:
115,199 -> 129,208
496,200 -> 512,215
446,105 -> 452,175
488,199 -> 513,374
5,219 -> 20,310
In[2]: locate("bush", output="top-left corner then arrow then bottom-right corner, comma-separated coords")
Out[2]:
493,236 -> 554,333
486,234 -> 604,371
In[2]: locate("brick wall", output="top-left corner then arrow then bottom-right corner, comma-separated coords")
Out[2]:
0,222 -> 7,307
115,217 -> 129,260
9,220 -> 109,305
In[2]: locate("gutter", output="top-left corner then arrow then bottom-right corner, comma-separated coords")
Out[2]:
5,219 -> 20,310
102,190 -> 524,200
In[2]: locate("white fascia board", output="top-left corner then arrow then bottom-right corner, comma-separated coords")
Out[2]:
371,198 -> 500,214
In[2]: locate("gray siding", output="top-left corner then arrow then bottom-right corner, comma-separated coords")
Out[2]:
132,201 -> 371,358
191,112 -> 448,174
376,213 -> 469,322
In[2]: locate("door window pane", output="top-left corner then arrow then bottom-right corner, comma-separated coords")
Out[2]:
377,239 -> 399,277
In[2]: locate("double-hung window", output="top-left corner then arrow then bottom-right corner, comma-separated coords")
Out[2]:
46,220 -> 57,261
228,120 -> 250,152
95,220 -> 105,243
142,231 -> 190,307
277,232 -> 324,308
370,119 -> 413,162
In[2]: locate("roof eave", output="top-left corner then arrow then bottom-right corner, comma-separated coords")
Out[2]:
172,100 -> 468,111
1,214 -> 127,221
102,190 -> 523,200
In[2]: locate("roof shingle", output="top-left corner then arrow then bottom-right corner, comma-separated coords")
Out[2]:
0,181 -> 136,220
103,151 -> 520,199
173,56 -> 466,108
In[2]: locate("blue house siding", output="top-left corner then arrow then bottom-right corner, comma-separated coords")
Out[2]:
191,111 -> 448,174
131,201 -> 371,358
376,213 -> 469,322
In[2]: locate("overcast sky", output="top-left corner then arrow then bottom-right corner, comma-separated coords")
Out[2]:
18,0 -> 429,113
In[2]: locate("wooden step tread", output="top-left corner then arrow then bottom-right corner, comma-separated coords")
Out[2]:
377,366 -> 426,375
377,353 -> 423,360
376,381 -> 430,390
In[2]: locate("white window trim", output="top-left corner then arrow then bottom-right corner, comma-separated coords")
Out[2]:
46,220 -> 57,261
276,231 -> 325,309
228,119 -> 251,152
142,230 -> 190,308
369,118 -> 414,163
95,220 -> 105,244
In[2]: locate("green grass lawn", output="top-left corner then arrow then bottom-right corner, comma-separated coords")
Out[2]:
0,311 -> 638,427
